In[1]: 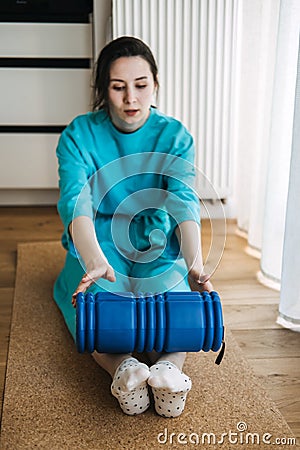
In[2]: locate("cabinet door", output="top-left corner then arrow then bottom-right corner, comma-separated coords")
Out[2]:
0,68 -> 91,125
0,134 -> 59,188
0,23 -> 92,58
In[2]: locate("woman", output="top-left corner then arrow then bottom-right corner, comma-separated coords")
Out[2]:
54,36 -> 212,418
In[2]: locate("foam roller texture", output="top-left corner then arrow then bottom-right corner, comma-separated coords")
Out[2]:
76,291 -> 224,354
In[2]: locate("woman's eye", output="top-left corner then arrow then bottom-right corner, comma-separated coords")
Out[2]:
112,86 -> 125,91
136,85 -> 147,89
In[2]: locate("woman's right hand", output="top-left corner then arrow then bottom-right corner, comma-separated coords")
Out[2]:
72,257 -> 116,307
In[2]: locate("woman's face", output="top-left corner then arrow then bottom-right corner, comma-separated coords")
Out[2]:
107,56 -> 157,133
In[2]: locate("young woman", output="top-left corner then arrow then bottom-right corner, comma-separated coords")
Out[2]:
54,36 -> 212,418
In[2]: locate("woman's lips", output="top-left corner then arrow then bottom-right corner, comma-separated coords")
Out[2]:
124,109 -> 139,117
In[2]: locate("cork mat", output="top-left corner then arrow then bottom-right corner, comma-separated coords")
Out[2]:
0,242 -> 296,450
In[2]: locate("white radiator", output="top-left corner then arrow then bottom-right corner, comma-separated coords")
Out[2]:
112,0 -> 238,200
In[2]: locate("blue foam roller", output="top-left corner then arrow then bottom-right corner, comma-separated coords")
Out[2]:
164,291 -> 206,352
75,291 -> 225,356
85,292 -> 95,353
211,291 -> 224,352
95,291 -> 136,353
155,294 -> 166,353
145,295 -> 156,352
76,292 -> 86,354
136,296 -> 146,353
202,292 -> 214,352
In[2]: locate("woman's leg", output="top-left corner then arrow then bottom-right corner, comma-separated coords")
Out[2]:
132,257 -> 193,418
147,351 -> 186,370
54,248 -> 151,415
92,352 -> 132,377
146,350 -> 191,418
93,352 -> 151,415
88,245 -> 151,415
53,251 -> 86,339
131,255 -> 189,293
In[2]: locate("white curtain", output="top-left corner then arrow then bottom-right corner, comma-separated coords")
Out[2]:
235,0 -> 300,308
260,0 -> 300,289
277,36 -> 300,331
234,0 -> 280,257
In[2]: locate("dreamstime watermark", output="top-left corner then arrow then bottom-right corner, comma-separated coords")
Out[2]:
157,422 -> 297,446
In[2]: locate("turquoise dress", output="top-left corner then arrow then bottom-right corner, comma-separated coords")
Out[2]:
53,107 -> 200,339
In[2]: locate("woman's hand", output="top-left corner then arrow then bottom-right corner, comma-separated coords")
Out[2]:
72,257 -> 116,307
188,266 -> 214,293
175,221 -> 213,292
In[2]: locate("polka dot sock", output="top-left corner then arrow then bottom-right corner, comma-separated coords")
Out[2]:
148,361 -> 192,418
110,357 -> 151,415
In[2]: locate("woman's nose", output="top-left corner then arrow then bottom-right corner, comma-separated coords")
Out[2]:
124,87 -> 136,104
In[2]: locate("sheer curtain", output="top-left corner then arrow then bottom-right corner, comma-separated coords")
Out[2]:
234,0 -> 300,329
278,37 -> 300,331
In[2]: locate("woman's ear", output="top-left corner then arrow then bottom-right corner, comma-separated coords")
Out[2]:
152,80 -> 159,107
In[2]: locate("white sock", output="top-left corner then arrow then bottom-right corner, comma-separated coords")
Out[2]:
148,361 -> 192,418
111,357 -> 151,415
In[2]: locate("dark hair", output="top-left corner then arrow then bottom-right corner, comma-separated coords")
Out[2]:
92,36 -> 159,111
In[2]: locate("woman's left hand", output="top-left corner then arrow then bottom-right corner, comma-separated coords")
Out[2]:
188,267 -> 214,292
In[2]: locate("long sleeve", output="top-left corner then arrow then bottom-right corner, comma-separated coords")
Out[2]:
163,121 -> 200,226
56,118 -> 94,254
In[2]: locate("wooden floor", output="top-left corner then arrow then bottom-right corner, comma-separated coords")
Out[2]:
0,206 -> 299,442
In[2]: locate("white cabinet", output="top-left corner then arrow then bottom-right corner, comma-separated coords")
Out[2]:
0,68 -> 92,125
0,23 -> 92,58
0,1 -> 112,204
0,10 -> 94,204
0,134 -> 59,189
